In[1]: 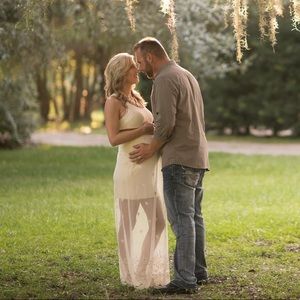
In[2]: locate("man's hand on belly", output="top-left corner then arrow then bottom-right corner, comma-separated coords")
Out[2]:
129,143 -> 154,164
129,138 -> 165,164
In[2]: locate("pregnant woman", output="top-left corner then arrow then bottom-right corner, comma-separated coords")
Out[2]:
104,53 -> 169,289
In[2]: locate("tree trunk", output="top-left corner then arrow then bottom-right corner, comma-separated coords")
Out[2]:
273,125 -> 280,136
52,70 -> 59,120
36,67 -> 51,123
73,53 -> 83,121
84,62 -> 98,120
61,65 -> 69,121
99,66 -> 105,110
68,69 -> 77,122
95,46 -> 108,112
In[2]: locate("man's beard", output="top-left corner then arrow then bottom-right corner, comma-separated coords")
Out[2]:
144,61 -> 154,79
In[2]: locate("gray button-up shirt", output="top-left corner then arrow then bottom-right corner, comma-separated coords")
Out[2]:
152,60 -> 209,169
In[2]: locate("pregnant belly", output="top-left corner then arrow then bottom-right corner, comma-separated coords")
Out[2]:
119,134 -> 153,153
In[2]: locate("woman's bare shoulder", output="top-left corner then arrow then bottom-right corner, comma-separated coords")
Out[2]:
106,95 -> 120,104
105,95 -> 123,109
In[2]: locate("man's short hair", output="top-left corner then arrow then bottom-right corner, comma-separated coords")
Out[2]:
133,37 -> 167,58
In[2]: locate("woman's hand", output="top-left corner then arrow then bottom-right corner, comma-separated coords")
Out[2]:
141,121 -> 155,134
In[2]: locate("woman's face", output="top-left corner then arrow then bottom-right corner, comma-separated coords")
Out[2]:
124,61 -> 139,85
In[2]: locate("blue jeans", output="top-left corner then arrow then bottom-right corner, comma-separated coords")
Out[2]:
162,164 -> 207,289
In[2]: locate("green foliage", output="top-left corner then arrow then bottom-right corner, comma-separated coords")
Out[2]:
0,0 -> 171,125
205,7 -> 300,136
0,0 -> 57,74
0,147 -> 299,298
0,0 -> 56,148
1,0 -> 299,139
176,0 -> 236,81
0,78 -> 38,148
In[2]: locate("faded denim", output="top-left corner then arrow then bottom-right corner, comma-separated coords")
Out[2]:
162,164 -> 207,289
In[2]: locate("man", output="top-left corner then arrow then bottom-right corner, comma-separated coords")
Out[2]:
130,37 -> 209,294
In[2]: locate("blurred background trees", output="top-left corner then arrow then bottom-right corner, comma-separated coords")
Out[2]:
0,0 -> 299,148
204,5 -> 300,136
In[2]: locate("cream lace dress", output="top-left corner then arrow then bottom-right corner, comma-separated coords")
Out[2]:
113,102 -> 170,289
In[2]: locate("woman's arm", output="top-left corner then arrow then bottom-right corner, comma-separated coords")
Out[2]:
104,97 -> 153,146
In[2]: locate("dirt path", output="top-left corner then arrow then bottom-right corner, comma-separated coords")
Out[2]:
31,132 -> 300,156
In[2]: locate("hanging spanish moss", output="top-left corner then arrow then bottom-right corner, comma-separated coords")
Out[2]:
269,0 -> 283,48
125,0 -> 137,30
256,0 -> 283,48
231,0 -> 249,62
161,0 -> 179,61
224,0 -> 284,60
257,0 -> 268,39
122,0 -> 298,62
223,2 -> 232,29
291,0 -> 300,29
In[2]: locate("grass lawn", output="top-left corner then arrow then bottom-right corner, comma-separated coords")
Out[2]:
206,134 -> 300,144
0,146 -> 299,299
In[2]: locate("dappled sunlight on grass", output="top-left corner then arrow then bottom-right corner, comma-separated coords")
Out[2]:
0,149 -> 299,298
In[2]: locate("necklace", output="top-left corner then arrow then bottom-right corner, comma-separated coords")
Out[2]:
128,95 -> 139,106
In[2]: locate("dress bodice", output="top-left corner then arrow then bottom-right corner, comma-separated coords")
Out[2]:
119,103 -> 154,153
119,102 -> 153,130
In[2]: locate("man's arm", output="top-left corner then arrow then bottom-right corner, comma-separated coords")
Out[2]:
152,77 -> 177,142
129,76 -> 178,163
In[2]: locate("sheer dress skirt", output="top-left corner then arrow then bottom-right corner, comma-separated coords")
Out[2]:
113,137 -> 170,289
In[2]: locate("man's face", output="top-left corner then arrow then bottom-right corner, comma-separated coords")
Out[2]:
134,48 -> 154,79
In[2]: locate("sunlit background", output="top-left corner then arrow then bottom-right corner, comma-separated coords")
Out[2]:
0,0 -> 299,147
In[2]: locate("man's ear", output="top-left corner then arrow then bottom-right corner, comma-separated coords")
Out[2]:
146,53 -> 152,64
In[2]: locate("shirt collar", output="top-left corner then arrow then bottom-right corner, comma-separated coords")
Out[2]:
154,60 -> 176,79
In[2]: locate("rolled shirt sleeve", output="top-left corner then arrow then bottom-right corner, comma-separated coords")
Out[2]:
152,77 -> 178,142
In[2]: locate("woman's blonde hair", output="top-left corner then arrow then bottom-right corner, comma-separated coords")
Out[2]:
104,53 -> 145,107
